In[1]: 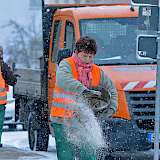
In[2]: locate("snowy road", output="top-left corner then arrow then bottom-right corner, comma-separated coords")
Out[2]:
0,87 -> 57,160
1,131 -> 58,160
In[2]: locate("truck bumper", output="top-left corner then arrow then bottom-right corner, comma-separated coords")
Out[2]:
109,150 -> 159,160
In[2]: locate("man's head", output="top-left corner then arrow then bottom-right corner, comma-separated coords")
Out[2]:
75,36 -> 97,64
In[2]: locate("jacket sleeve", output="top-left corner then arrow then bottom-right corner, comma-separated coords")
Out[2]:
100,70 -> 118,113
56,60 -> 88,94
1,62 -> 17,86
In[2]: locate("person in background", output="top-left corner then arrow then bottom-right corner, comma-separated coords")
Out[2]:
0,46 -> 17,147
50,36 -> 118,160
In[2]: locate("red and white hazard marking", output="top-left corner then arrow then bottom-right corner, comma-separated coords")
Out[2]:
122,80 -> 156,91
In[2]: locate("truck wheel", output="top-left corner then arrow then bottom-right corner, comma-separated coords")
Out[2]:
28,113 -> 49,151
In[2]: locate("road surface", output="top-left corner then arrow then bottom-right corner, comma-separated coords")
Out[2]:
1,131 -> 57,160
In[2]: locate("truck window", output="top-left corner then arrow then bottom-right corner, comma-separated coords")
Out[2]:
80,13 -> 158,65
64,21 -> 75,52
52,20 -> 62,62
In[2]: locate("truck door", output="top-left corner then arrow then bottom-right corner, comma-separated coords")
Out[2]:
48,20 -> 63,107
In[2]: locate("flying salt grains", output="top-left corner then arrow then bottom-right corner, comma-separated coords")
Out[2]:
64,100 -> 105,149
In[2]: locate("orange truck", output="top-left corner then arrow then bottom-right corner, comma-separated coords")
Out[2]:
13,0 -> 159,159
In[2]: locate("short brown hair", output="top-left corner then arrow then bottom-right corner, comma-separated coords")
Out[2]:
75,36 -> 97,55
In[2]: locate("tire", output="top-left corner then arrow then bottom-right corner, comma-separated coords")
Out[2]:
28,113 -> 49,151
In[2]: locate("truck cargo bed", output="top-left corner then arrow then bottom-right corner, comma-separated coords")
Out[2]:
14,68 -> 42,98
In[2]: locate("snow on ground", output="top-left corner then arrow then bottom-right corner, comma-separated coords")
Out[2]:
2,131 -> 58,160
0,86 -> 58,159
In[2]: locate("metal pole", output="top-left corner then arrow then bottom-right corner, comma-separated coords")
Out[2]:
154,1 -> 160,159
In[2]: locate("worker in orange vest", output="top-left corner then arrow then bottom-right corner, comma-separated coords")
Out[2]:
0,46 -> 17,147
50,36 -> 117,160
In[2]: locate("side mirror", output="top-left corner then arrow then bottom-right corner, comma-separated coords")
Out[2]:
132,0 -> 158,5
137,36 -> 157,59
57,49 -> 72,65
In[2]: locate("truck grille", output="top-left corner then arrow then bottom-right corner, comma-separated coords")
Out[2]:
126,91 -> 155,130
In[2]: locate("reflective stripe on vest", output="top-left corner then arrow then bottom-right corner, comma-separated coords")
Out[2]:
0,88 -> 5,92
0,87 -> 7,104
51,57 -> 101,121
52,92 -> 77,108
51,91 -> 76,118
0,95 -> 7,100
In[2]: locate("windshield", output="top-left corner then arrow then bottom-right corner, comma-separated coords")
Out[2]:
80,7 -> 158,65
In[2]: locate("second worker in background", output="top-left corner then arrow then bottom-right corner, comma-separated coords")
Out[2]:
0,46 -> 17,147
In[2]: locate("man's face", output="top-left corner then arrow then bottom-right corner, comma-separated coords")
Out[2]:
77,51 -> 95,64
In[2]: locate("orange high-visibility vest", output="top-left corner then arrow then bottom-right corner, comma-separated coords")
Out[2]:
50,57 -> 101,122
0,68 -> 7,105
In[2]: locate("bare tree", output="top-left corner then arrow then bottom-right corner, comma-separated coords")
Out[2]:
3,18 -> 42,69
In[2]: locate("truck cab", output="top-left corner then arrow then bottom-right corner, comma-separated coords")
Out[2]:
46,3 -> 158,158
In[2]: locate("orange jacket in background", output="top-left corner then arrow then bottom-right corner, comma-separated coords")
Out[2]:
0,70 -> 7,105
